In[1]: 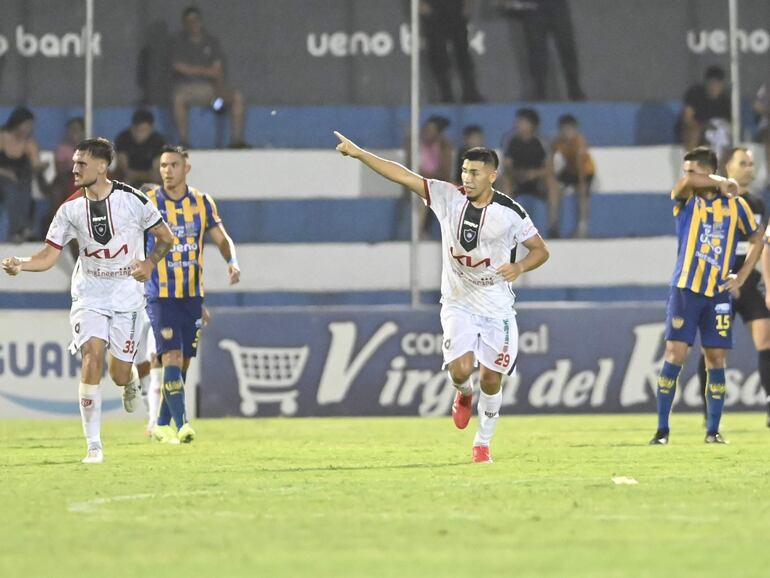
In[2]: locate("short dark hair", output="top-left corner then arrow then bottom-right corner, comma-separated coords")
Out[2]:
160,145 -> 189,159
183,5 -> 201,19
516,108 -> 540,127
724,146 -> 750,165
704,65 -> 726,81
3,106 -> 34,131
131,109 -> 155,126
66,116 -> 84,130
558,114 -> 578,127
463,125 -> 483,136
76,138 -> 115,165
462,147 -> 499,169
684,146 -> 718,171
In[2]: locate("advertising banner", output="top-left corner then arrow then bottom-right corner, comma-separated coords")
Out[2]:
198,305 -> 766,418
0,310 -> 139,418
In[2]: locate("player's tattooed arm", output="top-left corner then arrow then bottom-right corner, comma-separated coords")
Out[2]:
496,235 -> 550,283
208,224 -> 240,285
131,221 -> 173,282
672,173 -> 737,200
334,131 -> 425,198
723,230 -> 763,295
1,244 -> 61,275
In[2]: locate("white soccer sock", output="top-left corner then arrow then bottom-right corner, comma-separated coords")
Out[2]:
139,373 -> 151,413
147,367 -> 162,428
451,373 -> 473,396
79,382 -> 102,449
473,390 -> 503,447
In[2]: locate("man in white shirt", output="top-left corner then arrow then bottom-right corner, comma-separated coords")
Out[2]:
2,138 -> 173,464
335,131 -> 549,463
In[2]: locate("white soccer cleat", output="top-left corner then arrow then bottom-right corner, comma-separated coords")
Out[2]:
82,446 -> 104,464
122,381 -> 139,413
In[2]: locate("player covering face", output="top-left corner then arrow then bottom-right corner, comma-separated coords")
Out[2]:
650,147 -> 762,446
335,131 -> 549,463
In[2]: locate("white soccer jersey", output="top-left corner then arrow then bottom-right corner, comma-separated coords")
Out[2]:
46,181 -> 164,313
424,178 -> 538,319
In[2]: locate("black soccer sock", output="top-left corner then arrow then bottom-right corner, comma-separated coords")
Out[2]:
758,349 -> 770,404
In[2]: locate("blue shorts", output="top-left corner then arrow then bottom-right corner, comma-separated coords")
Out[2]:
664,287 -> 733,349
146,297 -> 203,358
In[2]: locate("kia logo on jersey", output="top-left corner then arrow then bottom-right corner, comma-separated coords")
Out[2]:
83,244 -> 129,259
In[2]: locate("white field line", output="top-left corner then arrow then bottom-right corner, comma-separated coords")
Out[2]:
67,490 -> 225,513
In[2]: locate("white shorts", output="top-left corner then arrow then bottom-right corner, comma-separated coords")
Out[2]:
134,310 -> 156,364
69,307 -> 142,363
440,305 -> 519,375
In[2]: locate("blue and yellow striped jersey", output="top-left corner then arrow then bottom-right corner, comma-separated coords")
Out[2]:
671,192 -> 757,297
145,186 -> 222,299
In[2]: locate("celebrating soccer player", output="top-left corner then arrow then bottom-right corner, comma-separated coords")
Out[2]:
145,146 -> 240,444
1,138 -> 174,464
334,131 -> 549,463
650,147 -> 762,446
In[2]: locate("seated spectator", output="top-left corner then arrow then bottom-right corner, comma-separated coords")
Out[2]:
551,114 -> 595,238
115,109 -> 166,188
679,66 -> 732,159
42,117 -> 85,234
455,125 -> 485,183
754,82 -> 770,186
502,108 -> 559,237
0,107 -> 47,243
171,5 -> 247,148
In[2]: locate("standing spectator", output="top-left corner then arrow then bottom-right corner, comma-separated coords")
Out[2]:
455,125 -> 485,183
0,107 -> 46,243
171,5 -> 247,148
420,0 -> 483,103
502,108 -> 559,237
679,66 -> 731,157
550,114 -> 595,238
497,0 -> 585,101
115,110 -> 166,189
754,81 -> 770,185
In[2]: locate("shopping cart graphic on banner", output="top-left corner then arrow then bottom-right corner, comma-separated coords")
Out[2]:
218,339 -> 309,416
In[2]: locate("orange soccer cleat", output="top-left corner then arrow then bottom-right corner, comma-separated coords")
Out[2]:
472,445 -> 493,463
452,391 -> 473,429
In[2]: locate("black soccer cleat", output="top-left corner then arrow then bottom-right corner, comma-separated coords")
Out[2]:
649,429 -> 669,445
705,432 -> 729,444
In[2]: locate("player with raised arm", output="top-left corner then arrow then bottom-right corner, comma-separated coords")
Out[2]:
696,147 -> 770,426
1,138 -> 173,463
650,147 -> 762,446
145,146 -> 240,444
335,131 -> 549,463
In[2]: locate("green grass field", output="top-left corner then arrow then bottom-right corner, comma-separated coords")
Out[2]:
2,413 -> 770,578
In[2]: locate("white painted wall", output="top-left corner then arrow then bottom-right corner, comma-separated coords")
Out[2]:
0,237 -> 677,293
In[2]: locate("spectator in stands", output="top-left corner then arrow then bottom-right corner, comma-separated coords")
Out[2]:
455,125 -> 485,183
550,114 -> 595,238
420,0 -> 483,103
43,117 -> 85,234
171,5 -> 247,148
503,108 -> 559,237
0,107 -> 46,243
115,109 -> 166,188
679,66 -> 731,158
497,0 -> 585,101
403,116 -> 455,236
754,82 -> 770,185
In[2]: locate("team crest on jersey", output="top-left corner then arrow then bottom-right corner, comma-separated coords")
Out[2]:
459,204 -> 484,252
88,199 -> 113,245
161,327 -> 174,340
463,229 -> 476,243
672,317 -> 685,329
